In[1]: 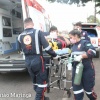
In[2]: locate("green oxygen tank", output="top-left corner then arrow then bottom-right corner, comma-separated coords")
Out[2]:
74,62 -> 84,85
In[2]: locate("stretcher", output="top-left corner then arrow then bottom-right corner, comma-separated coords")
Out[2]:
43,48 -> 72,98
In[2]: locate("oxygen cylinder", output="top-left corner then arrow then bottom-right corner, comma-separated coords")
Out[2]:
74,62 -> 84,85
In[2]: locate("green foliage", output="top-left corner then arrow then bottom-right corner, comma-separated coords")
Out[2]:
96,0 -> 100,2
48,0 -> 56,3
47,0 -> 92,4
96,2 -> 100,7
97,10 -> 100,14
87,15 -> 100,24
47,0 -> 100,15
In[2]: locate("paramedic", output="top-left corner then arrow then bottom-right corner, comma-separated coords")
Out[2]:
18,18 -> 59,100
73,22 -> 90,42
69,29 -> 97,100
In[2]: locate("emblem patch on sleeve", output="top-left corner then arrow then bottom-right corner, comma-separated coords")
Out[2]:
86,43 -> 91,46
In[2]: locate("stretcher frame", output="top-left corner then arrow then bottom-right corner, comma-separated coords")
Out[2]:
44,53 -> 72,98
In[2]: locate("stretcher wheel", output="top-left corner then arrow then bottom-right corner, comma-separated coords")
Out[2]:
57,80 -> 60,88
94,51 -> 99,58
47,86 -> 50,93
55,65 -> 59,73
66,90 -> 71,98
64,88 -> 71,98
44,96 -> 50,100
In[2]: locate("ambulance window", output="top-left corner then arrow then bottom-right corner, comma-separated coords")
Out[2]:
82,25 -> 97,28
2,16 -> 11,26
16,11 -> 21,19
83,29 -> 97,37
3,28 -> 12,37
12,9 -> 15,15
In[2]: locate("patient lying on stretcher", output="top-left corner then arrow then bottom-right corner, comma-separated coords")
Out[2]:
46,31 -> 70,48
44,36 -> 71,55
44,26 -> 71,57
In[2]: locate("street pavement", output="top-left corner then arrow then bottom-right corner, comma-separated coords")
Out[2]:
0,57 -> 99,100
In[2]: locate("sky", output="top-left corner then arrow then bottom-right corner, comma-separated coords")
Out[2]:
37,0 -> 99,31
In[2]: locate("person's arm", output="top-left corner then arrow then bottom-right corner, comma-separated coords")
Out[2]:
39,31 -> 57,57
83,31 -> 90,42
74,41 -> 96,62
42,32 -> 50,36
18,41 -> 22,52
62,36 -> 71,46
58,34 -> 71,46
17,34 -> 22,52
80,40 -> 96,59
83,41 -> 96,58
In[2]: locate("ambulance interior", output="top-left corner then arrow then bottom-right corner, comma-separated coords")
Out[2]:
82,25 -> 98,37
0,0 -> 23,55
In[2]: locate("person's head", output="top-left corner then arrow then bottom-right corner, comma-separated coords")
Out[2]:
69,29 -> 81,44
73,22 -> 82,31
24,18 -> 34,29
49,26 -> 58,33
49,26 -> 58,38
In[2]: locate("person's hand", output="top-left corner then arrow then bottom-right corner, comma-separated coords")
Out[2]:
19,51 -> 24,55
67,63 -> 72,70
74,55 -> 82,62
53,55 -> 60,59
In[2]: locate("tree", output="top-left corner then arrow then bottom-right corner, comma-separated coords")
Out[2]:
47,0 -> 100,15
87,15 -> 100,24
47,0 -> 92,4
95,0 -> 100,14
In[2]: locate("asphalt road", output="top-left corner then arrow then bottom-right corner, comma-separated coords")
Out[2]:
0,57 -> 99,100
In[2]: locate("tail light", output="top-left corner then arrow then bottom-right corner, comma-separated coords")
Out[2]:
98,38 -> 100,46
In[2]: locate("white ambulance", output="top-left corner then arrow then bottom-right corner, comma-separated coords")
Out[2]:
82,23 -> 100,58
0,0 -> 51,72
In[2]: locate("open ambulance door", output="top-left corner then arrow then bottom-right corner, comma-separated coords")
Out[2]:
21,0 -> 52,32
0,0 -> 24,54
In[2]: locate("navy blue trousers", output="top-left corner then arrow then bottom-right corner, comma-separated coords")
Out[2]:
72,62 -> 97,100
25,55 -> 47,100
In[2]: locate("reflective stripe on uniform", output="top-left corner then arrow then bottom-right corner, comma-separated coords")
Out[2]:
85,91 -> 92,94
35,30 -> 40,54
81,37 -> 85,39
34,84 -> 47,88
44,45 -> 51,51
21,31 -> 33,35
73,89 -> 84,94
71,51 -> 86,56
18,34 -> 21,43
88,49 -> 96,54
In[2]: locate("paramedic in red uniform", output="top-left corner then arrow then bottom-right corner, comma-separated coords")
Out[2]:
18,18 -> 59,100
